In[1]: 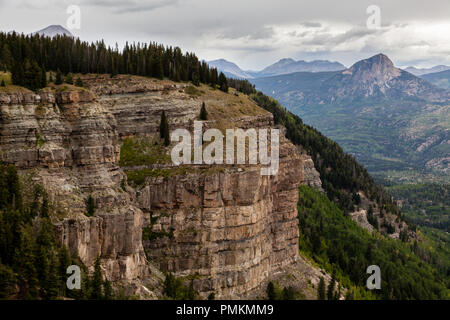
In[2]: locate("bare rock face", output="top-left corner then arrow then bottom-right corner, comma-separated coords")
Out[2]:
0,88 -> 149,286
300,154 -> 323,192
0,78 -> 310,298
137,135 -> 302,298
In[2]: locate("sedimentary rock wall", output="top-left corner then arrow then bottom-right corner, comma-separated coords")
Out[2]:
0,77 -> 309,298
135,135 -> 301,298
0,87 -> 148,286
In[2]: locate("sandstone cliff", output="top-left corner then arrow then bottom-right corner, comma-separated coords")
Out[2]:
0,76 -> 321,298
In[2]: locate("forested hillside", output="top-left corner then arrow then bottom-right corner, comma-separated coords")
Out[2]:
297,185 -> 448,300
229,79 -> 402,221
0,32 -> 228,91
386,184 -> 449,232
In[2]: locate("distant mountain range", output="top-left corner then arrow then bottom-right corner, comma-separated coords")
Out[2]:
208,58 -> 346,79
32,25 -> 73,38
257,58 -> 346,77
404,65 -> 450,76
420,69 -> 450,89
251,54 -> 450,182
207,59 -> 255,79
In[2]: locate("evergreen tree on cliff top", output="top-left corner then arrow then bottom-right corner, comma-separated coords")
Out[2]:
218,72 -> 228,92
199,102 -> 207,120
159,111 -> 170,146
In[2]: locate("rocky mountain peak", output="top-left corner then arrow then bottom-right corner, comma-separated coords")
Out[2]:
33,25 -> 73,38
343,53 -> 400,83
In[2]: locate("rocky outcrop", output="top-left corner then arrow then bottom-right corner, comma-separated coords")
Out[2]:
0,87 -> 149,287
136,135 -> 302,298
300,154 -> 323,192
0,78 -> 311,298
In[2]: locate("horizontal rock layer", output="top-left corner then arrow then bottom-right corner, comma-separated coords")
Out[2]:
0,79 -> 310,298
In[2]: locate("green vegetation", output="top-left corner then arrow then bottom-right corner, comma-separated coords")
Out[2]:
251,70 -> 450,184
75,76 -> 83,87
163,273 -> 197,300
142,211 -> 174,241
0,164 -> 119,299
86,195 -> 95,217
317,277 -> 326,300
266,281 -> 299,300
119,137 -> 171,167
218,72 -> 228,92
159,111 -> 170,146
55,69 -> 63,85
11,59 -> 46,91
65,73 -> 74,85
185,85 -> 202,97
125,167 -> 187,187
247,90 -> 400,218
297,185 -> 448,300
0,32 -> 223,90
386,183 -> 449,232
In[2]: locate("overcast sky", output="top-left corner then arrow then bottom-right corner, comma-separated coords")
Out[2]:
0,0 -> 449,70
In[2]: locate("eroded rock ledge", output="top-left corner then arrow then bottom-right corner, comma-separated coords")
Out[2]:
0,78 -> 316,298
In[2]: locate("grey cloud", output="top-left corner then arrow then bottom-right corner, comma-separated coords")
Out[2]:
217,26 -> 275,41
299,22 -> 322,28
0,0 -> 449,69
83,0 -> 180,13
301,26 -> 385,46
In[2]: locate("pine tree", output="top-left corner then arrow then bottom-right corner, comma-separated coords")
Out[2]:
103,279 -> 113,300
192,72 -> 200,86
159,111 -> 170,146
282,286 -> 295,300
41,68 -> 47,88
327,274 -> 336,300
0,263 -> 15,298
14,225 -> 38,298
267,281 -> 276,300
49,72 -> 54,83
58,245 -> 70,296
86,195 -> 95,217
11,62 -> 24,87
1,44 -> 12,71
45,254 -> 60,299
55,69 -> 63,85
90,257 -> 103,299
218,72 -> 228,92
0,79 -> 5,87
187,280 -> 196,300
65,73 -> 73,85
164,273 -> 176,298
335,284 -> 342,300
317,277 -> 326,300
6,165 -> 22,211
199,102 -> 207,120
40,193 -> 49,218
75,77 -> 83,87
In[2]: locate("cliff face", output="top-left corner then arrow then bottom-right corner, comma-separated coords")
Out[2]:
135,134 -> 301,298
0,86 -> 149,288
0,76 -> 309,298
299,154 -> 323,192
